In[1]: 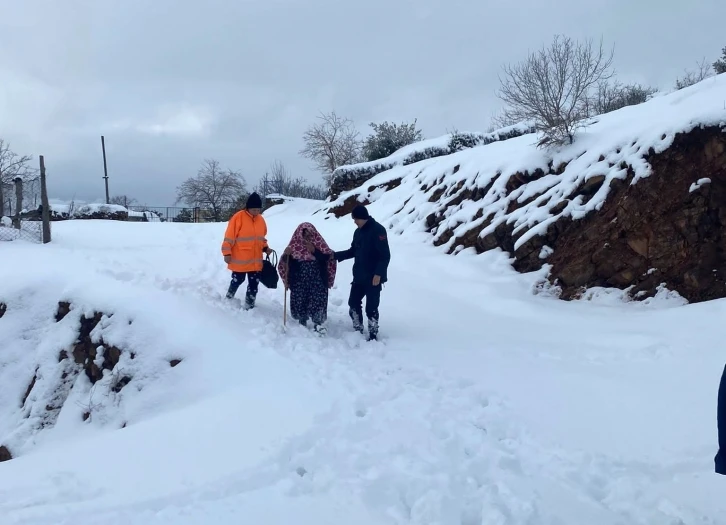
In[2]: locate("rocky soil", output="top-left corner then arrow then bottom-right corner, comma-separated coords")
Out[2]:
329,125 -> 726,303
544,125 -> 726,301
0,300 -> 182,462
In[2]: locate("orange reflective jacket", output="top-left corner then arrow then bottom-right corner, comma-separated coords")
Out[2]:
221,210 -> 269,273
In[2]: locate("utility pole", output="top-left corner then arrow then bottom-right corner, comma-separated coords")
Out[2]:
101,135 -> 110,204
262,172 -> 269,207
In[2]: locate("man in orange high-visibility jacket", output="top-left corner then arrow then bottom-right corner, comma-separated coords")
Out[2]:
221,192 -> 273,309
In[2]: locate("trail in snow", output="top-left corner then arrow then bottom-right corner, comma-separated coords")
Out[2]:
0,200 -> 725,524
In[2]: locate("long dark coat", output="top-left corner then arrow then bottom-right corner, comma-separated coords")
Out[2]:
716,364 -> 726,474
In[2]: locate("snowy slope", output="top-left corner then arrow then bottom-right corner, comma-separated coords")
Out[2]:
323,74 -> 726,256
0,198 -> 725,524
330,121 -> 535,186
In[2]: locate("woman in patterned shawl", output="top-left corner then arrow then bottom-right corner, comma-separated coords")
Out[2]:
278,222 -> 337,335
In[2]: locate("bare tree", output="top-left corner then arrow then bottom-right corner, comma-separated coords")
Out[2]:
175,159 -> 247,221
299,111 -> 361,187
674,57 -> 713,90
487,109 -> 522,132
0,140 -> 34,217
255,159 -> 327,200
298,183 -> 327,200
590,79 -> 658,115
110,195 -> 137,208
268,159 -> 290,194
496,34 -> 614,147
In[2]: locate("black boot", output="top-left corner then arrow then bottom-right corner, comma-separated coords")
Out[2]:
313,324 -> 327,336
367,317 -> 378,341
349,308 -> 364,334
244,292 -> 256,310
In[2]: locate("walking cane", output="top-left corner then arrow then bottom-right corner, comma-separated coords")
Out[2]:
282,253 -> 289,330
283,286 -> 288,327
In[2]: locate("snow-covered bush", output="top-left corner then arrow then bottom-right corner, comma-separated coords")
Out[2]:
73,204 -> 129,221
329,122 -> 535,198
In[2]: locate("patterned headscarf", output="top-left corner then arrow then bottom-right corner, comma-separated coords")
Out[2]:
278,222 -> 337,288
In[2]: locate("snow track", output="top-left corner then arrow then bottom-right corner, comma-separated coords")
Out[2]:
1,202 -> 725,524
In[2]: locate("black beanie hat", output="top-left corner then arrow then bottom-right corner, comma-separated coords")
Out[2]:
351,204 -> 369,220
246,192 -> 262,209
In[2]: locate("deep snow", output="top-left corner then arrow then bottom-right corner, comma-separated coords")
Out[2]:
0,198 -> 725,524
323,74 -> 726,255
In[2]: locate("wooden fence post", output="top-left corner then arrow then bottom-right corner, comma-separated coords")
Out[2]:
13,177 -> 23,229
40,156 -> 51,243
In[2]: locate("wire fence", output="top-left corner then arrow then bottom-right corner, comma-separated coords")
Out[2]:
0,219 -> 44,243
126,206 -> 221,222
11,198 -> 291,228
126,203 -> 264,222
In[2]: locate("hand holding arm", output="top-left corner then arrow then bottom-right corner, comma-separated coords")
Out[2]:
334,240 -> 356,262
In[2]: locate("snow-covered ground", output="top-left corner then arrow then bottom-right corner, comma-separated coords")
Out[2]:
324,74 -> 726,256
0,198 -> 724,524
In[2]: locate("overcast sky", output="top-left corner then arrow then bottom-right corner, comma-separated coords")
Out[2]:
1,0 -> 724,206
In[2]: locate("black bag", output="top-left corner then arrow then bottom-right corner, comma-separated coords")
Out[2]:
259,250 -> 279,289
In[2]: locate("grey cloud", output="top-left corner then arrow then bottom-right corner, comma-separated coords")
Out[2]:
1,0 -> 724,205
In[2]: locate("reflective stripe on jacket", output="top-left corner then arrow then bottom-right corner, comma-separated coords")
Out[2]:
221,210 -> 269,273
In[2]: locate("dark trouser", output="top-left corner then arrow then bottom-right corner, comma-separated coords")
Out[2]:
226,271 -> 260,307
348,282 -> 381,337
290,261 -> 328,326
717,364 -> 726,474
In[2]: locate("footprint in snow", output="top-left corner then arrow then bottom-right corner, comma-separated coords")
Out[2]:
330,297 -> 344,307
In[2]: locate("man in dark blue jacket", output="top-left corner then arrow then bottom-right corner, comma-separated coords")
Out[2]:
331,205 -> 391,340
716,364 -> 726,475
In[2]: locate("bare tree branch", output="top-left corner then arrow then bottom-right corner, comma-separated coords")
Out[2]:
674,57 -> 714,90
109,195 -> 137,208
175,159 -> 247,221
590,79 -> 658,115
0,139 -> 35,217
487,109 -> 522,131
496,34 -> 614,147
256,160 -> 327,200
299,111 -> 361,187
268,159 -> 290,194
